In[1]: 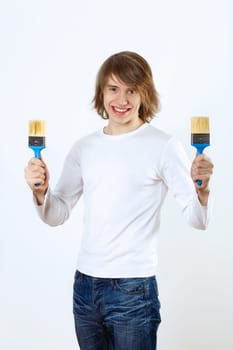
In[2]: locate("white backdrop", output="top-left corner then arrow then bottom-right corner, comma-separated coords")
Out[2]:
0,0 -> 232,349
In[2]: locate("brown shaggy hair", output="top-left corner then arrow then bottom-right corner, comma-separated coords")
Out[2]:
92,51 -> 160,122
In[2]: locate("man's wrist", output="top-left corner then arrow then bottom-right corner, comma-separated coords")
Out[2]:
33,187 -> 48,206
197,188 -> 210,206
34,192 -> 45,206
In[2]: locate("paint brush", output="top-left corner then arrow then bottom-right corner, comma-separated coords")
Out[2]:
191,116 -> 210,186
28,120 -> 46,186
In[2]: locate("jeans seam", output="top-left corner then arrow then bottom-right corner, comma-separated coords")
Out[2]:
144,281 -> 150,326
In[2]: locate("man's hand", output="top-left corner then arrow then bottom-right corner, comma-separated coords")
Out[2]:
24,157 -> 49,205
191,154 -> 214,206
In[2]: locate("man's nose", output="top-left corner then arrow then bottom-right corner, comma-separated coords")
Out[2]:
117,92 -> 128,106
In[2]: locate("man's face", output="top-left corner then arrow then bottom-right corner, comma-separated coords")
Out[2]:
103,75 -> 141,126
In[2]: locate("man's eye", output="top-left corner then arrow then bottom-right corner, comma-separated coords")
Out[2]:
128,89 -> 135,94
108,86 -> 117,92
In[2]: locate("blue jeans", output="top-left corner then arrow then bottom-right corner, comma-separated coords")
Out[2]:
73,270 -> 161,349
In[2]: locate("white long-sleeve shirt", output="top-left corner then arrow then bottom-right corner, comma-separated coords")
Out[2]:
35,123 -> 212,278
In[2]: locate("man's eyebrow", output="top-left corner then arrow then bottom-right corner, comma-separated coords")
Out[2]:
106,84 -> 118,88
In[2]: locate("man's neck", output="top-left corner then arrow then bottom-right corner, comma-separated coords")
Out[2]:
104,119 -> 145,135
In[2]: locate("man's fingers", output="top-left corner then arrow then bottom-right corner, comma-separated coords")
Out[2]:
192,173 -> 211,182
194,154 -> 214,166
191,153 -> 213,192
24,157 -> 49,191
29,157 -> 46,168
192,155 -> 214,173
192,167 -> 213,176
25,165 -> 46,179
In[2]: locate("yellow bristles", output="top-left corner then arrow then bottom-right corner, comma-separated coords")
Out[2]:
29,120 -> 46,136
191,117 -> 210,134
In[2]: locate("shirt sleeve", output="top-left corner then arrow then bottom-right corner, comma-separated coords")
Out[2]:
34,142 -> 83,226
159,136 -> 212,230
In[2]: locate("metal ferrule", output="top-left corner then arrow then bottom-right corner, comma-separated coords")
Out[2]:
28,136 -> 46,146
191,133 -> 210,144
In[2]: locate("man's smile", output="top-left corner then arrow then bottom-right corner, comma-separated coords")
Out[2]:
111,106 -> 131,115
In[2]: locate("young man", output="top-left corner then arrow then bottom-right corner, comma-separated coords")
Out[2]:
25,51 -> 213,350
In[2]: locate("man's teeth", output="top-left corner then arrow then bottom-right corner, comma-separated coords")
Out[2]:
114,107 -> 128,112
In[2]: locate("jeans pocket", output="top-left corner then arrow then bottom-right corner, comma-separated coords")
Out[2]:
152,277 -> 159,296
151,278 -> 161,312
73,271 -> 82,296
74,270 -> 82,282
114,278 -> 146,295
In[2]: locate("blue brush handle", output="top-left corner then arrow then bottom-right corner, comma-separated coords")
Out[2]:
29,146 -> 45,187
192,143 -> 209,186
